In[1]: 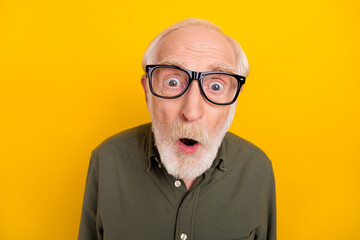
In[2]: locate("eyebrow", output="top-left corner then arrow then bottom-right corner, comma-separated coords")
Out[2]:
156,59 -> 237,74
157,58 -> 186,68
208,63 -> 237,74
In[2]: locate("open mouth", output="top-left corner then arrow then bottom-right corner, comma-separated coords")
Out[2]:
178,138 -> 200,154
180,138 -> 198,146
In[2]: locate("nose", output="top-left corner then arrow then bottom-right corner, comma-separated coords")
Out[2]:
179,80 -> 205,122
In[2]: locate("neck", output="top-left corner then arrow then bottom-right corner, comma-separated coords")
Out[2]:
182,178 -> 197,190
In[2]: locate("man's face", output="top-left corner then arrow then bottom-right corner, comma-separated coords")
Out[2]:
142,26 -> 238,179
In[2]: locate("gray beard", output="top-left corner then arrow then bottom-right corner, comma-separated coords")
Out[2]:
150,108 -> 236,179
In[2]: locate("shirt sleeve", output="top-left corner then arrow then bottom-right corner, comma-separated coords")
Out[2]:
78,150 -> 103,240
264,160 -> 277,240
255,159 -> 277,240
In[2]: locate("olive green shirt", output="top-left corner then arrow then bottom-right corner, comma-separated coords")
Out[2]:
78,123 -> 276,240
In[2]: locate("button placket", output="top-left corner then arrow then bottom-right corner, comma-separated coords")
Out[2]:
174,186 -> 201,240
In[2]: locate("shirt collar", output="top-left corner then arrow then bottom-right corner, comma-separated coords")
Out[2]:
145,122 -> 227,173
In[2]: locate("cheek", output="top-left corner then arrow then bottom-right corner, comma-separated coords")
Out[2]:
207,107 -> 232,128
152,99 -> 180,124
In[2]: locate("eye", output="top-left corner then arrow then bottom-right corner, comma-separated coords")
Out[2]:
165,78 -> 181,87
209,82 -> 223,91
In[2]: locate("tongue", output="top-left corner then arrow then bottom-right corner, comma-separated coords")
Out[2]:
179,139 -> 199,154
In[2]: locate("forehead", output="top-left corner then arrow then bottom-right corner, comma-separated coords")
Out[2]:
154,26 -> 237,73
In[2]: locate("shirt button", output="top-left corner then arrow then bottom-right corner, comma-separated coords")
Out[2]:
174,180 -> 181,188
180,233 -> 187,240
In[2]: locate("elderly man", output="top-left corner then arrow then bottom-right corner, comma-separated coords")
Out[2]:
79,18 -> 276,240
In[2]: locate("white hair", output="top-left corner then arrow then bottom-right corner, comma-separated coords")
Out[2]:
142,18 -> 249,77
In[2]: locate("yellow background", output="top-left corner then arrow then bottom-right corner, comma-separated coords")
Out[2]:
1,0 -> 359,239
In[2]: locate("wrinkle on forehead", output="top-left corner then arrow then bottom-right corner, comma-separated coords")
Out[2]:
157,58 -> 237,74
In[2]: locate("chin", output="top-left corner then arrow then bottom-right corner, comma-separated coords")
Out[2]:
155,137 -> 219,179
164,150 -> 214,179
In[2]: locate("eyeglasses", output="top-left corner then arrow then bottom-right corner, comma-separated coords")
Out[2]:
145,65 -> 246,105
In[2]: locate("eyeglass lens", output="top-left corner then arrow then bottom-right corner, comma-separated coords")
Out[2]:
151,67 -> 238,104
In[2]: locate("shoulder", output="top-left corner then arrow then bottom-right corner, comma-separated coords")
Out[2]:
224,132 -> 268,157
88,124 -> 152,181
93,123 -> 151,155
222,132 -> 272,170
99,123 -> 150,146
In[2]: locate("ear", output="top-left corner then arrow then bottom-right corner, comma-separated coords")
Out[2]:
240,86 -> 244,93
141,75 -> 149,106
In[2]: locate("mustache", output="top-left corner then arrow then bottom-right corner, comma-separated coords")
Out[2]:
169,121 -> 211,146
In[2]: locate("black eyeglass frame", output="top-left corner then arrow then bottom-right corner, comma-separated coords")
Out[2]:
145,64 -> 246,106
